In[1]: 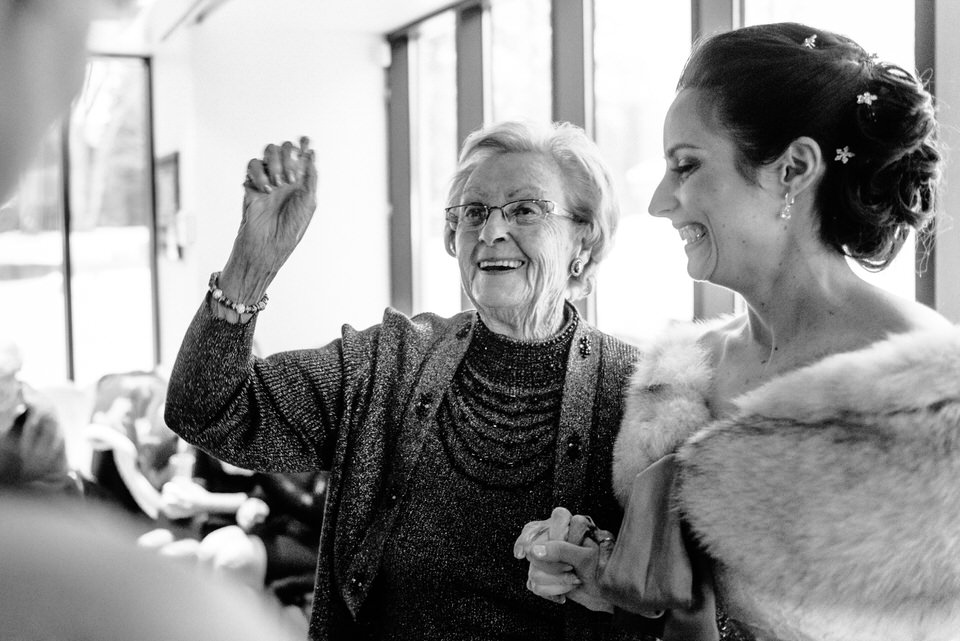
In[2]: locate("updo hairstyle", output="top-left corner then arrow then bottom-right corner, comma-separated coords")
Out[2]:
445,120 -> 619,298
679,22 -> 941,270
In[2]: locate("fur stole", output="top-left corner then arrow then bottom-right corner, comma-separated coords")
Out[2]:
612,317 -> 725,503
614,322 -> 960,640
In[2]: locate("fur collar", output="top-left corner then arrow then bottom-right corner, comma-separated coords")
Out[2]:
614,321 -> 960,638
613,321 -> 960,502
612,317 -> 724,503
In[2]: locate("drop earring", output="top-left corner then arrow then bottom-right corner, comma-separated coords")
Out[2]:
779,192 -> 795,220
570,258 -> 584,277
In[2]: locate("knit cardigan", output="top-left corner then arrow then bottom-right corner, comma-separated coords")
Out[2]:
612,319 -> 960,641
165,298 -> 650,641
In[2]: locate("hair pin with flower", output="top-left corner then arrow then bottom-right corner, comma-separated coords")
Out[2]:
857,92 -> 878,105
835,146 -> 855,164
802,34 -> 817,48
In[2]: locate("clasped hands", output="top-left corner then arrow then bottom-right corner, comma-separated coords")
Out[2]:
513,507 -> 616,613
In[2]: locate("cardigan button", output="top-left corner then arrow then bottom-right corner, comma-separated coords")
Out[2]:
415,392 -> 434,418
566,434 -> 582,460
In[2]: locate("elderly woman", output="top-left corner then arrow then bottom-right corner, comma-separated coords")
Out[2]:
165,121 -> 658,640
0,340 -> 75,494
517,23 -> 960,641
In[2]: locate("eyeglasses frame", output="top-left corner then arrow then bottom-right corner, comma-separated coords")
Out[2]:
444,198 -> 580,231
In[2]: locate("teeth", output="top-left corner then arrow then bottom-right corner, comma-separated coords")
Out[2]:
479,259 -> 523,270
678,224 -> 707,245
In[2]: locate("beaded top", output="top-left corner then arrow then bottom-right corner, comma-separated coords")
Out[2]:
436,311 -> 578,488
365,309 -> 581,639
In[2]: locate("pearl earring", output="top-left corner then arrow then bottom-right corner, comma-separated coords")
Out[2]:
570,258 -> 584,277
779,192 -> 795,220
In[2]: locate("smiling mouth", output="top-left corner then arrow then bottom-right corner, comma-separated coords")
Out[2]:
478,259 -> 525,272
678,224 -> 707,246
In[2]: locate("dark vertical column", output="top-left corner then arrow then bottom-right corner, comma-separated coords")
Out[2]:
60,120 -> 75,381
145,56 -> 162,366
388,36 -> 414,315
915,0 -> 936,308
455,2 -> 486,310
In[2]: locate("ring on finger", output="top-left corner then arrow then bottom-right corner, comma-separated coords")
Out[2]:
587,528 -> 615,546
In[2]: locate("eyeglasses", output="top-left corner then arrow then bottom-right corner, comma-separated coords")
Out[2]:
444,199 -> 578,231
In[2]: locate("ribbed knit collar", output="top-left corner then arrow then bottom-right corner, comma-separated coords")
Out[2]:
468,306 -> 579,388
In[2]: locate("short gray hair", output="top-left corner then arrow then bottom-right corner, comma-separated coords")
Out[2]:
444,120 -> 620,299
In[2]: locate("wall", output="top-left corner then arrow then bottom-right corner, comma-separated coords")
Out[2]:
935,0 -> 960,322
151,0 -> 392,367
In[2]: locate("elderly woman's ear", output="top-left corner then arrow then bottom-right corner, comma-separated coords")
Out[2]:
569,249 -> 591,277
567,249 -> 593,299
445,228 -> 457,257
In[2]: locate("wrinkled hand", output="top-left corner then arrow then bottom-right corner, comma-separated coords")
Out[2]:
240,136 -> 317,260
514,507 -> 579,604
219,137 -> 318,303
160,477 -> 214,519
514,507 -> 616,613
235,496 -> 270,531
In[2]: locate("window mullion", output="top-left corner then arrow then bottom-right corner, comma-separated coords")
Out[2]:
455,2 -> 486,310
691,0 -> 738,320
60,118 -> 75,381
552,0 -> 596,321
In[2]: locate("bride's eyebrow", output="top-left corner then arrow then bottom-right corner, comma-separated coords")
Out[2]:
665,143 -> 702,160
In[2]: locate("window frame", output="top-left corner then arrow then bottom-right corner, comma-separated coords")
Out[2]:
24,53 -> 160,381
386,0 -> 937,322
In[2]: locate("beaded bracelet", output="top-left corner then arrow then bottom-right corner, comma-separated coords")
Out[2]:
208,271 -> 269,316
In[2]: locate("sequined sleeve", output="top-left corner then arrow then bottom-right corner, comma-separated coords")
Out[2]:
165,296 -> 367,473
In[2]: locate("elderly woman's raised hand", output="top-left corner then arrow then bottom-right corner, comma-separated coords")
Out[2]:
514,507 -> 616,613
216,137 -> 318,318
241,137 -> 317,257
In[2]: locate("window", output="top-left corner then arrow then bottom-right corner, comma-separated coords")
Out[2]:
592,0 -> 693,341
0,56 -> 156,386
409,12 -> 461,316
489,0 -> 552,124
0,129 -> 69,382
389,0 -> 935,330
406,0 -> 554,318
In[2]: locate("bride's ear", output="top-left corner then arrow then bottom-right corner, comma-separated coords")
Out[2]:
776,136 -> 824,195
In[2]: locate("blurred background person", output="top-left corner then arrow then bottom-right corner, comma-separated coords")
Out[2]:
0,2 -> 307,638
0,0 -> 91,198
0,339 -> 78,494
